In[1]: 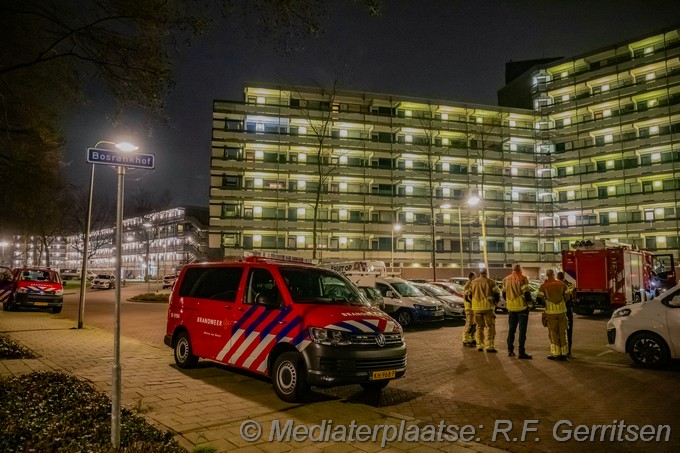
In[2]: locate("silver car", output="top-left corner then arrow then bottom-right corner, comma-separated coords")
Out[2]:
414,282 -> 465,319
91,274 -> 116,290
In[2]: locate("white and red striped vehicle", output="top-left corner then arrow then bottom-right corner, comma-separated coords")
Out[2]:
164,254 -> 406,402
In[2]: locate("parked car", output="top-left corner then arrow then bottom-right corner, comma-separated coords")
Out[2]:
162,274 -> 177,289
446,277 -> 470,287
357,285 -> 385,311
430,281 -> 465,298
91,274 -> 116,290
59,269 -> 96,281
374,277 -> 445,328
1,266 -> 63,313
607,282 -> 680,368
413,282 -> 465,319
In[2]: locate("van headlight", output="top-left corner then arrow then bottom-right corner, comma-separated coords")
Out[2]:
612,308 -> 631,318
309,327 -> 352,346
55,289 -> 63,296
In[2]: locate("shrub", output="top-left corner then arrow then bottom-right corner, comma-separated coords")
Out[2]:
0,334 -> 36,359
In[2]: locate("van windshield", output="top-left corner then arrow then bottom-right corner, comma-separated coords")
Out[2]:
279,268 -> 368,306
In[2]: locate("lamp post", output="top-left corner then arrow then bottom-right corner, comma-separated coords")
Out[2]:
391,223 -> 401,272
466,195 -> 487,270
78,141 -> 131,330
0,241 -> 8,265
447,197 -> 480,277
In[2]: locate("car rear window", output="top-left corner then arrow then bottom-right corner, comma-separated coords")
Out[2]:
178,266 -> 244,302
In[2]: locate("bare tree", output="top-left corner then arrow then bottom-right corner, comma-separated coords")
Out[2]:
68,190 -> 114,265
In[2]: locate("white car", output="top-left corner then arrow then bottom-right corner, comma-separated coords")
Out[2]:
162,275 -> 177,289
91,274 -> 116,290
607,283 -> 680,368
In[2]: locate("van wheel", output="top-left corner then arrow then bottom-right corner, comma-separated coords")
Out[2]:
51,306 -> 62,314
360,380 -> 389,391
628,332 -> 670,368
396,310 -> 413,328
174,332 -> 198,369
272,352 -> 308,403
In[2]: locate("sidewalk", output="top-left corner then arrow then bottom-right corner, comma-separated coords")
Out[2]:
0,312 -> 502,452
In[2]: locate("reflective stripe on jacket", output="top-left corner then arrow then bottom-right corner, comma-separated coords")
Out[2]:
503,271 -> 529,312
469,276 -> 497,312
538,278 -> 567,314
463,281 -> 472,311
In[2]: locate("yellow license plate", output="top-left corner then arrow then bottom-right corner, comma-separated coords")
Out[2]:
34,302 -> 48,306
371,370 -> 396,380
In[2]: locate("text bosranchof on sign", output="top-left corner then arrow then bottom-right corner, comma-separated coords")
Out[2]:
87,148 -> 155,170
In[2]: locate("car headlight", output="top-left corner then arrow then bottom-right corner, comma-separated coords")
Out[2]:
309,327 -> 352,346
612,308 -> 631,318
16,287 -> 28,293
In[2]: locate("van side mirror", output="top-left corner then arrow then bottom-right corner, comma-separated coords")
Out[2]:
255,292 -> 280,309
669,295 -> 680,307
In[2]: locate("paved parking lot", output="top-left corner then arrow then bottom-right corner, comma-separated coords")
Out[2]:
1,300 -> 679,452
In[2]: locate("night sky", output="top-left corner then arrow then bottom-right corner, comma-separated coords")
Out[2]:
64,0 -> 680,210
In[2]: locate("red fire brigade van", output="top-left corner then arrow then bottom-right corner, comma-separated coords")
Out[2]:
164,255 -> 407,402
1,266 -> 64,313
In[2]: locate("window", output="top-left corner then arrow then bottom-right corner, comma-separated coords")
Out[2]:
178,266 -> 244,301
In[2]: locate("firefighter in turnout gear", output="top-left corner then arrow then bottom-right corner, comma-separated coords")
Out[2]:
462,272 -> 477,347
469,268 -> 500,352
503,264 -> 533,359
537,269 -> 569,361
557,271 -> 574,356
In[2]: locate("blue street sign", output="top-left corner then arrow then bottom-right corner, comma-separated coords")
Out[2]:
87,148 -> 155,170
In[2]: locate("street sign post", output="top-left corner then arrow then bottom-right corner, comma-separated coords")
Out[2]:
87,147 -> 155,169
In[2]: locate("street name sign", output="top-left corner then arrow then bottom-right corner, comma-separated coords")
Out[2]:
87,147 -> 155,170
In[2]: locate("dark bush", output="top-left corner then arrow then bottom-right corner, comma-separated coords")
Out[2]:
0,371 -> 185,452
0,334 -> 36,359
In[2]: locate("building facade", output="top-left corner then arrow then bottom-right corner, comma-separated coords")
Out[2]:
8,207 -> 208,278
210,25 -> 680,279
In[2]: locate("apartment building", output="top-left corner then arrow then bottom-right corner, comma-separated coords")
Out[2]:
211,25 -> 680,278
8,207 -> 208,278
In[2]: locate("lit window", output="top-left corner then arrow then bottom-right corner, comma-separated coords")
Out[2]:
339,237 -> 347,245
298,126 -> 307,135
649,99 -> 657,107
651,153 -> 661,162
561,71 -> 568,78
653,180 -> 662,188
405,110 -> 412,117
645,73 -> 655,81
509,143 -> 517,151
442,138 -> 449,145
509,120 -> 516,127
476,117 -> 483,124
601,84 -> 610,92
650,126 -> 659,134
406,238 -> 414,246
603,109 -> 612,117
339,155 -> 348,164
406,212 -> 414,221
611,238 -> 619,243
256,123 -> 264,132
513,241 -> 521,248
255,150 -> 264,160
655,208 -> 664,215
566,166 -> 574,174
405,160 -> 413,168
298,180 -> 306,189
441,113 -> 449,120
568,215 -> 576,224
644,46 -> 653,54
254,178 -> 263,188
606,160 -> 614,168
567,190 -> 575,198
339,129 -> 348,137
339,182 -> 348,191
658,236 -> 666,244
256,96 -> 265,104
299,153 -> 307,162
442,187 -> 450,196
513,216 -> 520,224
563,118 -> 571,126
562,95 -> 570,102
512,191 -> 519,200
608,186 -> 615,193
511,167 -> 518,176
253,206 -> 262,215
405,134 -> 413,143
442,162 -> 450,171
610,212 -> 617,220
339,209 -> 347,218
297,208 -> 306,216
405,186 -> 413,195
253,234 -> 262,242
604,134 -> 613,143
297,235 -> 305,244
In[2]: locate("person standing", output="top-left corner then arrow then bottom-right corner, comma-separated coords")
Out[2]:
537,269 -> 569,361
469,268 -> 499,353
462,272 -> 477,347
503,264 -> 532,359
557,271 -> 574,357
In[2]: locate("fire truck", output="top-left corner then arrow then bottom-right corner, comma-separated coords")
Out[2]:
561,240 -> 676,315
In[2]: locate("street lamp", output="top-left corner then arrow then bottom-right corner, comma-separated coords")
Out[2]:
0,241 -> 8,265
391,223 -> 401,272
446,197 -> 480,277
78,141 -> 137,330
465,195 -> 487,271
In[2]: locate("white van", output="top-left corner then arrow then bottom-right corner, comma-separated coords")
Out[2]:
374,277 -> 445,328
607,283 -> 680,368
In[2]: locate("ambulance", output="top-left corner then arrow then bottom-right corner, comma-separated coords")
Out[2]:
164,254 -> 407,402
